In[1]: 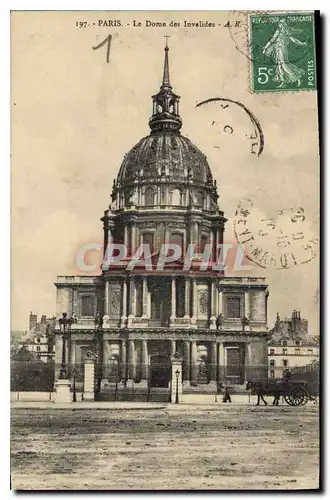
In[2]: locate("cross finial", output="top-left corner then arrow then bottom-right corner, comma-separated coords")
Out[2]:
164,34 -> 170,48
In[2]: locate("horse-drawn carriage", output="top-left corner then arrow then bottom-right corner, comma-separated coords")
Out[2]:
246,366 -> 319,406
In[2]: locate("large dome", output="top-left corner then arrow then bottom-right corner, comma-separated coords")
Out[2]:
116,132 -> 213,187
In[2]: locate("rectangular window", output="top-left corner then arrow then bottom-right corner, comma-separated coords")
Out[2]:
270,349 -> 275,355
282,348 -> 287,355
176,278 -> 185,318
226,297 -> 241,319
308,349 -> 313,355
270,359 -> 275,367
270,370 -> 275,378
282,360 -> 288,367
142,232 -> 154,253
135,280 -> 143,317
81,295 -> 94,316
294,348 -> 300,355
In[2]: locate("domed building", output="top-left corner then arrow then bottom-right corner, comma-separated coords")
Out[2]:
54,44 -> 269,400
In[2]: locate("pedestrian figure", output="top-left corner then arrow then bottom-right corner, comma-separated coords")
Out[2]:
223,386 -> 232,403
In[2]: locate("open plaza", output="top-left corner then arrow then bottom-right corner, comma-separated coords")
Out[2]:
11,400 -> 319,491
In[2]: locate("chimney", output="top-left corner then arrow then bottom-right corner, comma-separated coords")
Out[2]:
29,312 -> 37,331
291,310 -> 296,331
296,310 -> 302,330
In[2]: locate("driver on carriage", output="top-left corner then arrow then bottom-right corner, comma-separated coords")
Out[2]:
283,369 -> 292,381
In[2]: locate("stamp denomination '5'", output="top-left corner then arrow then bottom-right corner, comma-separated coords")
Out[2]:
249,12 -> 316,93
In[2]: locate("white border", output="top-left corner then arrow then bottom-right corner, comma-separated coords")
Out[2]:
2,2 -> 327,499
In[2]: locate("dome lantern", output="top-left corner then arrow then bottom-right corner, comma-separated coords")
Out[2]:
149,41 -> 182,133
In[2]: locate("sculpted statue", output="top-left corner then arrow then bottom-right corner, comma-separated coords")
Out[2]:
216,313 -> 224,330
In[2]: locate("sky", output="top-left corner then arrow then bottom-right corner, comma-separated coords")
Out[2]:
11,10 -> 319,333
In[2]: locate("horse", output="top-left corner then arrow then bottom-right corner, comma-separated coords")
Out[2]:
246,380 -> 281,406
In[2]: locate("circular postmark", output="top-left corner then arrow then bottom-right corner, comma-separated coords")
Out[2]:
233,197 -> 318,270
227,10 -> 312,66
196,97 -> 264,157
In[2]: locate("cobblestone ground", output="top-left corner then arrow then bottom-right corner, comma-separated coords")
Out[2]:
11,404 -> 319,491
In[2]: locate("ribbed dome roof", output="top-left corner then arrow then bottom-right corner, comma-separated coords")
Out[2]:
116,132 -> 213,187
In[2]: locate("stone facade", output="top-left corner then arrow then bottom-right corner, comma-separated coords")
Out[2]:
54,44 -> 269,393
268,310 -> 319,378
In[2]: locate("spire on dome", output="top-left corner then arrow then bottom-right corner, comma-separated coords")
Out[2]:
162,36 -> 171,88
149,40 -> 182,133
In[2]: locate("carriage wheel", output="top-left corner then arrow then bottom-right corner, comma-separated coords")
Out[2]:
284,387 -> 308,406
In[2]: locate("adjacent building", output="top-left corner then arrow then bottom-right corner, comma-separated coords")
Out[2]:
54,43 -> 269,397
268,310 -> 319,378
18,313 -> 56,363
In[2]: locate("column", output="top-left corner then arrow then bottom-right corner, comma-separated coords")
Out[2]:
190,341 -> 198,386
128,340 -> 136,381
128,277 -> 136,327
103,280 -> 109,321
184,278 -> 190,319
191,278 -> 197,324
141,340 -> 148,380
218,342 -> 225,382
142,277 -> 148,318
170,277 -> 176,323
210,282 -> 216,329
121,278 -> 127,326
131,224 -> 136,253
245,289 -> 250,317
194,222 -> 199,240
103,340 -> 109,379
183,340 -> 190,385
171,340 -> 176,357
218,289 -> 223,315
120,340 -> 127,381
124,225 -> 128,247
209,230 -> 214,263
210,342 -> 217,382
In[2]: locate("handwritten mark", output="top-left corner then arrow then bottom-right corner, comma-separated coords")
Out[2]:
92,34 -> 112,63
224,125 -> 233,134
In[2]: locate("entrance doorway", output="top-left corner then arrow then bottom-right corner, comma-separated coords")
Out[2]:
149,279 -> 171,326
225,345 -> 245,383
149,354 -> 171,388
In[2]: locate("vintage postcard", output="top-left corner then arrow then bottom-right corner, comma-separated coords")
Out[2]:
11,10 -> 320,491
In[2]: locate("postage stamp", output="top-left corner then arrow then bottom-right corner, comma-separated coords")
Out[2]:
249,12 -> 316,93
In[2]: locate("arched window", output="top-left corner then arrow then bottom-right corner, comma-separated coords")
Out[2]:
81,295 -> 94,317
171,232 -> 184,249
282,340 -> 288,347
171,188 -> 182,205
145,187 -> 155,206
200,235 -> 208,252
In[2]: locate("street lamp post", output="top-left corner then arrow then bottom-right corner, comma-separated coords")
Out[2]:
58,312 -> 73,380
72,368 -> 77,402
175,369 -> 180,404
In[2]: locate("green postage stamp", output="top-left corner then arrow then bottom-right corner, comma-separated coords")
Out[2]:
249,12 -> 316,93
